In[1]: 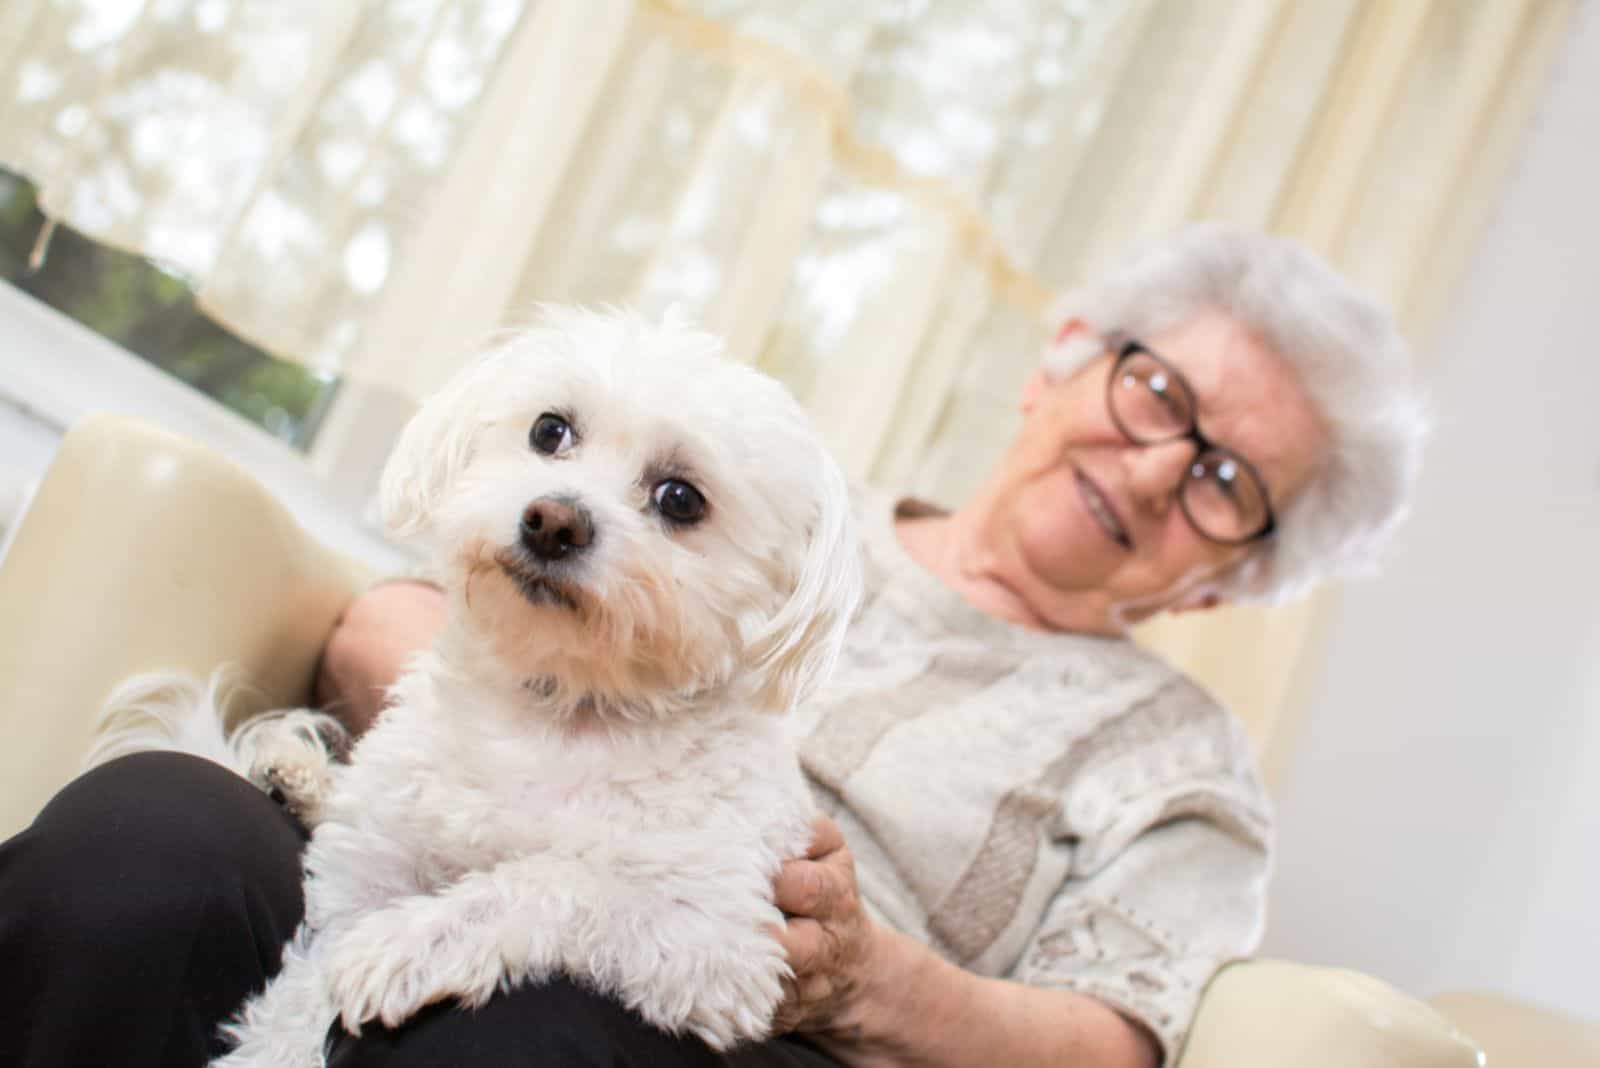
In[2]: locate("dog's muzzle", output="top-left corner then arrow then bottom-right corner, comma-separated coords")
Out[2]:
493,547 -> 582,611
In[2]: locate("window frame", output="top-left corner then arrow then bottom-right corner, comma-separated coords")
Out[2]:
0,279 -> 410,569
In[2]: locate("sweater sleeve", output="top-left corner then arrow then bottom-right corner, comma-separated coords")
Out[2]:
1007,813 -> 1270,1063
1003,677 -> 1273,1065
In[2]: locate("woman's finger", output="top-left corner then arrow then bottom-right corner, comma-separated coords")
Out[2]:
805,814 -> 846,859
774,858 -> 836,918
777,916 -> 827,973
796,973 -> 835,1003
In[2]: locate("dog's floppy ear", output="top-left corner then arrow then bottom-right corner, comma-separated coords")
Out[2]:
378,355 -> 496,540
747,455 -> 863,713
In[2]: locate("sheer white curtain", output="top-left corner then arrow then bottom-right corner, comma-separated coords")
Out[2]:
0,0 -> 1160,475
0,0 -> 1575,760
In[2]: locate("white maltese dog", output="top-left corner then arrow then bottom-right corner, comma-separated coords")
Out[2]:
92,307 -> 861,1066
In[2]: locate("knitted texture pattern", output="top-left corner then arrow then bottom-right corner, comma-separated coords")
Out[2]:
792,489 -> 1274,1061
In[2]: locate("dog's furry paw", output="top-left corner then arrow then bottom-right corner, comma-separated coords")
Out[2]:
238,711 -> 345,827
254,758 -> 329,827
628,929 -> 789,1051
325,907 -> 503,1033
325,911 -> 439,1032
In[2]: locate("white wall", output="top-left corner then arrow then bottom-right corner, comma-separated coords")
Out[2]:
1263,1 -> 1600,1020
0,397 -> 59,548
0,397 -> 59,472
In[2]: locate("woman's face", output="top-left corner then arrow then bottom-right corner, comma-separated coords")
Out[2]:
995,309 -> 1329,626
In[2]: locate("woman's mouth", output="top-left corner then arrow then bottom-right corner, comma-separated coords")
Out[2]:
1073,467 -> 1132,550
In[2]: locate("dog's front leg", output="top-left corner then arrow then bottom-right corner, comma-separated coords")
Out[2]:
210,925 -> 336,1068
609,892 -> 792,1050
323,857 -> 579,1033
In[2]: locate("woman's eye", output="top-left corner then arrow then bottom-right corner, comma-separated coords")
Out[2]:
1145,372 -> 1186,417
652,479 -> 707,525
1212,458 -> 1243,501
529,413 -> 574,456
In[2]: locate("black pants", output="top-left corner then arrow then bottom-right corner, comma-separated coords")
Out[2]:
0,753 -> 841,1068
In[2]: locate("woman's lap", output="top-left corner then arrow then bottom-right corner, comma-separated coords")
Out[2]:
327,977 -> 840,1068
0,752 -> 840,1068
0,751 -> 309,1067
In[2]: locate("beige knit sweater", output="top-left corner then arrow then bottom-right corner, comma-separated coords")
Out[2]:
791,490 -> 1274,1062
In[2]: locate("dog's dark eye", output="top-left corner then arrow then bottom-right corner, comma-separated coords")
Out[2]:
529,413 -> 574,456
652,479 -> 706,525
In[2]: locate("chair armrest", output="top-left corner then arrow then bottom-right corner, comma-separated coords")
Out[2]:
1431,991 -> 1600,1065
1175,960 -> 1483,1068
0,414 -> 376,838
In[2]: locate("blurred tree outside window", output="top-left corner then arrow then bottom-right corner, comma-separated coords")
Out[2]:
0,166 -> 337,449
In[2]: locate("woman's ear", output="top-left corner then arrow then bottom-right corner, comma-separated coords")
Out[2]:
1027,317 -> 1104,413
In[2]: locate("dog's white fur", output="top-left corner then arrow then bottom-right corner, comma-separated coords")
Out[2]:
90,670 -> 349,825
95,308 -> 861,1065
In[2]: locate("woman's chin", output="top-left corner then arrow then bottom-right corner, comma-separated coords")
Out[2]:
1011,510 -> 1120,596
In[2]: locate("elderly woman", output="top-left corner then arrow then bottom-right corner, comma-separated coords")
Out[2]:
0,223 -> 1423,1068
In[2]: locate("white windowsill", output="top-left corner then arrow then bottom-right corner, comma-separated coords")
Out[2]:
0,280 -> 411,571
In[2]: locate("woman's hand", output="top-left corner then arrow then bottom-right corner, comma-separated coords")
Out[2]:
769,816 -> 1159,1068
771,815 -> 882,1040
315,580 -> 447,735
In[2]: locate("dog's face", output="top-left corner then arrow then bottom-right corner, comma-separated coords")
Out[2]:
379,308 -> 861,717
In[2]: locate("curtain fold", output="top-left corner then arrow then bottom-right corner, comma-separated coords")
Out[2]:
0,0 -> 1575,763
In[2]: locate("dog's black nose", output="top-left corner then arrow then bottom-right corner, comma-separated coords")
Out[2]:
519,497 -> 594,562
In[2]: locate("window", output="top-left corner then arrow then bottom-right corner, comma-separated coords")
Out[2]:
0,166 -> 338,449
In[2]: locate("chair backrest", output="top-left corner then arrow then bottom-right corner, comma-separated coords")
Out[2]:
0,414 -> 373,837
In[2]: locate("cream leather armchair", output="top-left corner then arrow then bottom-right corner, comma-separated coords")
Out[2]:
2,415 -> 1586,1068
0,413 -> 374,835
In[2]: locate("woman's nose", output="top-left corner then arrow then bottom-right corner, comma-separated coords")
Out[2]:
1124,438 -> 1198,513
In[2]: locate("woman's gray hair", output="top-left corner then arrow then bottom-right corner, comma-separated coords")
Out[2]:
1044,221 -> 1428,604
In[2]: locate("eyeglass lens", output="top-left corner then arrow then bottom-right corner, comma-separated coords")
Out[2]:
1109,348 -> 1272,543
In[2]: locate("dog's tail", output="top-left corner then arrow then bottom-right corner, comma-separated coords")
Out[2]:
87,668 -> 252,775
86,668 -> 349,823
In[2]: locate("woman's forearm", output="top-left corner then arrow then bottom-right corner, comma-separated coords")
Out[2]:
815,925 -> 1159,1068
316,580 -> 448,734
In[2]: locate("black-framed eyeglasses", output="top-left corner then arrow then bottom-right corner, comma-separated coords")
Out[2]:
1105,339 -> 1277,546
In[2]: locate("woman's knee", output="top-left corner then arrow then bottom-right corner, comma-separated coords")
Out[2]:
326,977 -> 843,1068
327,977 -> 728,1068
0,751 -> 312,1066
4,751 -> 306,948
